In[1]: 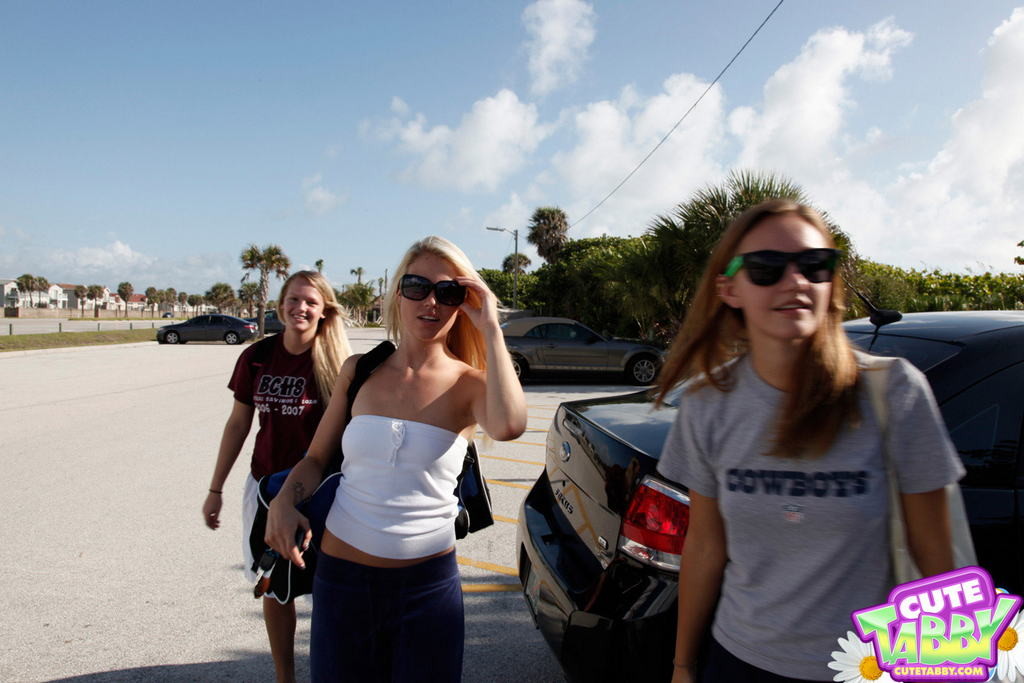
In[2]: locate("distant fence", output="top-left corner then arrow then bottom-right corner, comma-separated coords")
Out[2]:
2,321 -> 161,336
3,308 -> 181,320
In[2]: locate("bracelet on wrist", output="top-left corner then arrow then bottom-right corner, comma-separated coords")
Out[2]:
673,661 -> 694,669
208,489 -> 223,494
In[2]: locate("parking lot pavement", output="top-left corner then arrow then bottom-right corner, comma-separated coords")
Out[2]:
0,329 -> 636,682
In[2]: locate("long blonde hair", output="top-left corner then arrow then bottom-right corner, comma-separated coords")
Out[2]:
383,236 -> 487,372
655,199 -> 859,458
277,270 -> 352,401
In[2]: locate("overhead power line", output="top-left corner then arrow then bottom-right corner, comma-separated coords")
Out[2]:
570,0 -> 786,229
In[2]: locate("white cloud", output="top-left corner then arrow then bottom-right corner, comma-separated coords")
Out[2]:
302,174 -> 344,216
523,0 -> 596,96
51,240 -> 155,271
733,18 -> 913,180
874,7 -> 1024,270
552,73 -> 726,237
382,89 -> 553,192
390,96 -> 410,116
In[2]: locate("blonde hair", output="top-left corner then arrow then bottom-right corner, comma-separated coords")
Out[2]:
383,236 -> 487,372
655,199 -> 859,458
277,270 -> 352,401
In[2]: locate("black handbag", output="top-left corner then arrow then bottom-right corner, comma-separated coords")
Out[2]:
249,341 -> 494,602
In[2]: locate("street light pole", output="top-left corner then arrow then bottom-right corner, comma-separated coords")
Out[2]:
486,226 -> 519,309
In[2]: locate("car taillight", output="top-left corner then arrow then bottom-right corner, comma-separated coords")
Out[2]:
246,324 -> 256,331
618,476 -> 690,571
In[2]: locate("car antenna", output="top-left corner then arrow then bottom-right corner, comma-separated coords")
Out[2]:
844,280 -> 902,341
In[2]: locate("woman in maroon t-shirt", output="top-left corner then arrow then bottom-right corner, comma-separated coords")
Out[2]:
202,270 -> 351,683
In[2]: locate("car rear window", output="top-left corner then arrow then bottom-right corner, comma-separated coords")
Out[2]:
846,332 -> 962,372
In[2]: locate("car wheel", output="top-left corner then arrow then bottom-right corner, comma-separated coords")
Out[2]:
626,355 -> 658,385
511,355 -> 528,381
224,331 -> 241,345
164,331 -> 180,345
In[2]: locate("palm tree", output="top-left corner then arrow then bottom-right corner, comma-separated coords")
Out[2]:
187,293 -> 204,316
87,284 -> 104,317
178,291 -> 188,317
117,282 -> 134,319
527,207 -> 570,263
206,282 -> 236,313
502,253 -> 532,274
74,285 -> 87,318
164,288 -> 177,317
144,287 -> 159,317
238,282 -> 260,317
350,267 -> 365,285
15,274 -> 35,308
241,244 -> 291,337
338,282 -> 375,325
34,276 -> 50,308
315,259 -> 324,273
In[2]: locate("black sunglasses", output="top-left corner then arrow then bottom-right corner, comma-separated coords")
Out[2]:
723,248 -> 841,286
399,274 -> 467,307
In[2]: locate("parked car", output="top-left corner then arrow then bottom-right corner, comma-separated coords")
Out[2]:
501,316 -> 663,385
161,312 -> 173,318
245,309 -> 284,334
156,314 -> 257,345
516,311 -> 1024,681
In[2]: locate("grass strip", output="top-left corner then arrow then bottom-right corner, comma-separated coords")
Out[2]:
0,328 -> 157,352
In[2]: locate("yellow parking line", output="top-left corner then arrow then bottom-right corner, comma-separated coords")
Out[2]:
462,583 -> 520,593
508,440 -> 546,447
457,555 -> 518,576
486,479 -> 531,490
493,514 -> 518,524
480,453 -> 544,466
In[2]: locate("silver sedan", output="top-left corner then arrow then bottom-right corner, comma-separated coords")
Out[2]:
501,316 -> 663,385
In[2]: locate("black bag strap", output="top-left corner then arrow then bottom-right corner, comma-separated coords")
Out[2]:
345,341 -> 396,422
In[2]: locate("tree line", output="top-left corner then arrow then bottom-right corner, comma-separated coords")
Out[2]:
479,171 -> 1024,344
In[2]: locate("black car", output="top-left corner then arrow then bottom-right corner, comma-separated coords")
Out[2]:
156,314 -> 257,345
246,309 -> 285,334
516,311 -> 1024,681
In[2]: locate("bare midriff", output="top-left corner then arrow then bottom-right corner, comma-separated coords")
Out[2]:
320,528 -> 454,568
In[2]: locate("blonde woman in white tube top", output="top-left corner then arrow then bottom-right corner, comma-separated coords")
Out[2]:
266,235 -> 527,683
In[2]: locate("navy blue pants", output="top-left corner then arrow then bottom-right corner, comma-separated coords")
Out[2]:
310,551 -> 464,683
700,637 -> 831,683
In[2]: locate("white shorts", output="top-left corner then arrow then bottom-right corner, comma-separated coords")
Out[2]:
242,473 -> 260,584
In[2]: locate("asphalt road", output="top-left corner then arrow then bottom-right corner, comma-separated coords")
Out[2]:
1,327 -> 637,682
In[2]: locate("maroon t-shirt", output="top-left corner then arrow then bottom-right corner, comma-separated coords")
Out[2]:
228,335 -> 325,479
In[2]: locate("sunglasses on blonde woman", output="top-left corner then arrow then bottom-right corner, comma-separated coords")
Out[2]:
399,274 -> 467,307
722,248 -> 841,287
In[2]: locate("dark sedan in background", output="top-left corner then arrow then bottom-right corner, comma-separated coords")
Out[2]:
156,314 -> 257,345
246,309 -> 284,334
502,316 -> 663,385
516,311 -> 1024,681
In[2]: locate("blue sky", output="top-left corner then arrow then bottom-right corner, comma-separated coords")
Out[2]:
3,1 -> 1023,296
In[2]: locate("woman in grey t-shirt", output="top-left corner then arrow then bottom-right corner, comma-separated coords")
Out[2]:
654,199 -> 962,682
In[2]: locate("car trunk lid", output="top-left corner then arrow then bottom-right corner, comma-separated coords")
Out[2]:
544,391 -> 678,568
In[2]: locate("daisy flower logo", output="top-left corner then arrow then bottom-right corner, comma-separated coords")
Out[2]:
994,607 -> 1024,682
829,631 -> 893,683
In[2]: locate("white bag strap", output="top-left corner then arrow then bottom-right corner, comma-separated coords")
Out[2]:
862,355 -> 977,585
862,358 -> 916,583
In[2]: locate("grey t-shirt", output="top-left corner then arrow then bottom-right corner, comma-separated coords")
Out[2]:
656,352 -> 964,680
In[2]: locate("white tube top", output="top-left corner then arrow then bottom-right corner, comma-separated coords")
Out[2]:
324,414 -> 468,559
